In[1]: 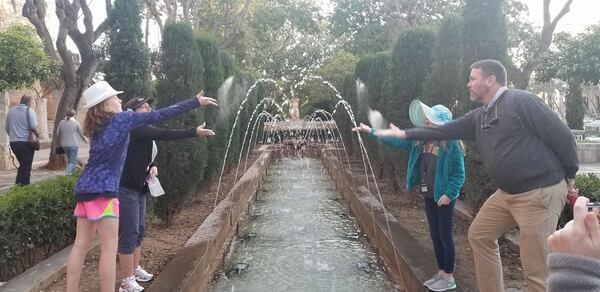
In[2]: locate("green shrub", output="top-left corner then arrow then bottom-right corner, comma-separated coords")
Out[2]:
559,174 -> 600,226
0,175 -> 78,280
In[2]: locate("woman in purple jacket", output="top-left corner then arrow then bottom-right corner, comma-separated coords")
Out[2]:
65,81 -> 217,292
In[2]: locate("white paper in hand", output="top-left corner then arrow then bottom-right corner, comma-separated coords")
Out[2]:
147,176 -> 165,197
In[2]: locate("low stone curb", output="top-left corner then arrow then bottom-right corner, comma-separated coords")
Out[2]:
0,240 -> 99,292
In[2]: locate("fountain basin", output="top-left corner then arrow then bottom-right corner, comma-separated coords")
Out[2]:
149,145 -> 449,291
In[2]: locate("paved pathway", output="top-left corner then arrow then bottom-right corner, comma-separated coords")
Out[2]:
0,144 -> 90,192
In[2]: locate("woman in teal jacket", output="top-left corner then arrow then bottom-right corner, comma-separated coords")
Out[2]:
353,100 -> 465,292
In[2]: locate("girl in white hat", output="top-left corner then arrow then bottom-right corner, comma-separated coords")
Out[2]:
353,100 -> 465,291
66,81 -> 217,292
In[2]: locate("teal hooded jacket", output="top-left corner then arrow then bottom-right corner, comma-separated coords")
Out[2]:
369,129 -> 466,201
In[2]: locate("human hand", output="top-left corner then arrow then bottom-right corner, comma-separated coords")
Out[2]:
438,195 -> 451,206
149,166 -> 158,178
352,123 -> 372,133
196,90 -> 218,107
567,178 -> 579,208
548,196 -> 600,259
373,123 -> 406,138
196,122 -> 215,137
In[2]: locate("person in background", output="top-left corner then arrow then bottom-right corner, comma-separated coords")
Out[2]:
5,95 -> 38,185
371,59 -> 579,292
57,109 -> 88,175
547,196 -> 600,292
353,100 -> 465,292
117,96 -> 215,292
66,81 -> 217,292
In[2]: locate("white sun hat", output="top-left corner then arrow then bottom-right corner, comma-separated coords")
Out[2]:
83,81 -> 123,109
409,99 -> 453,127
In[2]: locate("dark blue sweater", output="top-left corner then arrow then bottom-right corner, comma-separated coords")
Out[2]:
74,98 -> 200,201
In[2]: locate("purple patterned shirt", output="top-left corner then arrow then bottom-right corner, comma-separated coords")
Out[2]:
74,98 -> 199,201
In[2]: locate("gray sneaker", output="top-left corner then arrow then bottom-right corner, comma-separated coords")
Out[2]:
423,273 -> 442,287
428,277 -> 457,291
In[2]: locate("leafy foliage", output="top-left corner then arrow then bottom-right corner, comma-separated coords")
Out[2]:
0,175 -> 78,280
103,0 -> 152,101
153,22 -> 207,224
0,25 -> 58,92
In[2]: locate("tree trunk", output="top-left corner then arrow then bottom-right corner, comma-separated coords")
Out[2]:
47,52 -> 99,169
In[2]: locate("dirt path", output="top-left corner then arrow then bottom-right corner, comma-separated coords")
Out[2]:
346,162 -> 524,291
44,157 -> 257,292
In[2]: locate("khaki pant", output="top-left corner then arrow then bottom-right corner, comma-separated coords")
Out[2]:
468,181 -> 567,292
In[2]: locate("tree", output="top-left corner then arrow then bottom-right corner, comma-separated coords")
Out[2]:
23,0 -> 114,168
195,33 -> 228,179
390,27 -> 436,127
330,0 -> 461,55
423,15 -> 465,109
153,22 -> 206,224
460,0 -> 507,113
537,26 -> 600,129
104,0 -> 152,101
0,25 -> 58,92
510,0 -> 574,90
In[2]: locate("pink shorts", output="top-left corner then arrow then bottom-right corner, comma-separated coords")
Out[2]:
74,197 -> 120,221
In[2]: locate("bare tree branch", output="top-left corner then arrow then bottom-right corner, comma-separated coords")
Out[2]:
211,0 -> 252,34
514,0 -> 573,89
22,0 -> 59,60
144,0 -> 164,33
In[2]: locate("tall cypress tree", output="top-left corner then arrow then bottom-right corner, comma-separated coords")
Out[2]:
154,23 -> 206,225
423,15 -> 465,109
460,0 -> 508,113
390,27 -> 436,128
104,0 -> 151,101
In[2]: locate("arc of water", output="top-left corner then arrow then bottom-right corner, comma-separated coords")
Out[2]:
214,79 -> 286,208
330,98 -> 404,276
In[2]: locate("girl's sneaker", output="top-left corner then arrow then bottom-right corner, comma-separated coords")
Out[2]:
135,266 -> 154,282
428,276 -> 457,291
423,273 -> 442,287
119,276 -> 144,292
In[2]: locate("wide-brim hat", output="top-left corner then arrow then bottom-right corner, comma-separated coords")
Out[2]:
409,99 -> 453,127
124,96 -> 155,111
83,81 -> 123,109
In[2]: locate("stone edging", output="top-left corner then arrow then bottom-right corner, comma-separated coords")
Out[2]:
0,241 -> 99,292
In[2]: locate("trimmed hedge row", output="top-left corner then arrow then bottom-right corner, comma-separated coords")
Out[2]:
0,174 -> 77,280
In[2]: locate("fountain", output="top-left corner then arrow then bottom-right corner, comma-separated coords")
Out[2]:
146,76 -> 437,292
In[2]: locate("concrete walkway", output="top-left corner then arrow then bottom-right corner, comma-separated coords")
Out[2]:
0,144 -> 90,192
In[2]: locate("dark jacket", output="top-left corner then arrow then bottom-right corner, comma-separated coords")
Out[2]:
405,89 -> 579,194
120,125 -> 196,192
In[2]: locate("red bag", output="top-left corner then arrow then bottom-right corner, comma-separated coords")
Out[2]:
567,194 -> 578,208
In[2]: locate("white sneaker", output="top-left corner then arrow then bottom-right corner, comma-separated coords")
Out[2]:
119,276 -> 144,292
423,273 -> 443,287
135,266 -> 154,283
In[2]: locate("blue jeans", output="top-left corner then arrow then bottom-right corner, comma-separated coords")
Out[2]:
424,197 -> 456,273
63,147 -> 78,174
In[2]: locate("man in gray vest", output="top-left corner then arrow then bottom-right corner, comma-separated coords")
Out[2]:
371,59 -> 579,292
5,95 -> 38,185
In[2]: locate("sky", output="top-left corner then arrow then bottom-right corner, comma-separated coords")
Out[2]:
522,0 -> 600,33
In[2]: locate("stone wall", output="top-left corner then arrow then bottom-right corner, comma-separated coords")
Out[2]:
578,143 -> 600,163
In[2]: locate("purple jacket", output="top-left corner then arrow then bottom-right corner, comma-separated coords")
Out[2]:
74,98 -> 200,201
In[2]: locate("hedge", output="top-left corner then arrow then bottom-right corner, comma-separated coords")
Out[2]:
0,174 -> 78,280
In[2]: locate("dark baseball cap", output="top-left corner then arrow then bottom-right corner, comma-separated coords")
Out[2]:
124,96 -> 155,111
